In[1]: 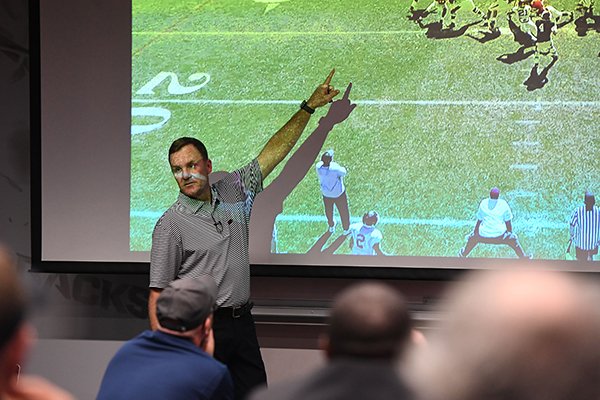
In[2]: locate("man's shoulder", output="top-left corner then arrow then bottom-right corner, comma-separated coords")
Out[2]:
111,331 -> 153,358
251,362 -> 413,400
153,202 -> 184,231
498,198 -> 511,210
330,162 -> 346,172
215,159 -> 262,191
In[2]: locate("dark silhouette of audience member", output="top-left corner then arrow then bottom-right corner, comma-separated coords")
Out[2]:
0,245 -> 74,400
98,277 -> 232,400
248,282 -> 415,400
408,269 -> 600,400
249,83 -> 357,255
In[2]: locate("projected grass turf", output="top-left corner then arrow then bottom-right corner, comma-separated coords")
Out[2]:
130,0 -> 599,260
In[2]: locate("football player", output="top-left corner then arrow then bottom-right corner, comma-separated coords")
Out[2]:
483,0 -> 517,32
445,0 -> 485,29
348,211 -> 385,256
417,0 -> 451,27
533,11 -> 558,73
531,0 -> 573,26
509,0 -> 538,41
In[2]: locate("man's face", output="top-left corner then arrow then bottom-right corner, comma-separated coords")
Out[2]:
169,144 -> 212,200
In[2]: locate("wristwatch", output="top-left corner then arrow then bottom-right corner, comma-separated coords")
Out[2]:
300,100 -> 315,114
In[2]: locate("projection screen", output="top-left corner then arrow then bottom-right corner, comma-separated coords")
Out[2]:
35,0 -> 599,273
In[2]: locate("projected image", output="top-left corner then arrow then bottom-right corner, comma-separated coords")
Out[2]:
131,0 -> 599,264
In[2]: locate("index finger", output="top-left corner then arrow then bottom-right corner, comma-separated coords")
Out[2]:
323,68 -> 336,85
342,82 -> 353,100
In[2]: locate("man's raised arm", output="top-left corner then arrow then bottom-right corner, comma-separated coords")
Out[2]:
257,69 -> 340,179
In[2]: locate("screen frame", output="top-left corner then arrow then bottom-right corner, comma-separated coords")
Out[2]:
28,0 -> 598,277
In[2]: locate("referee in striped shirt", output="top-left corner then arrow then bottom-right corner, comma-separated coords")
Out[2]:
148,70 -> 342,400
570,192 -> 600,261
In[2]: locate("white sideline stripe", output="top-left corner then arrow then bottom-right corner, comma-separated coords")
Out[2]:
512,141 -> 541,147
510,163 -> 539,170
515,120 -> 541,125
131,211 -> 565,229
132,98 -> 600,107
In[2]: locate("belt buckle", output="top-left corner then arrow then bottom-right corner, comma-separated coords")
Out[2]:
232,304 -> 243,319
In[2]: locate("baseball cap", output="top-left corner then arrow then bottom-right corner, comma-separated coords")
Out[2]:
321,149 -> 334,164
156,276 -> 217,332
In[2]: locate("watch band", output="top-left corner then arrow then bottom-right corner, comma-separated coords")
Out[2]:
300,100 -> 315,114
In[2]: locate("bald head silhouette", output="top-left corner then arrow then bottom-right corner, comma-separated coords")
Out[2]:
324,282 -> 411,360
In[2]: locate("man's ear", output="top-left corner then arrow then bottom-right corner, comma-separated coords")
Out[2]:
206,159 -> 213,175
200,315 -> 215,356
203,315 -> 213,335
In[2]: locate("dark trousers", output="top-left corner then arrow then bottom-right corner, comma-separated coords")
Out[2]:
213,309 -> 267,400
576,247 -> 598,261
463,232 -> 528,258
323,191 -> 350,230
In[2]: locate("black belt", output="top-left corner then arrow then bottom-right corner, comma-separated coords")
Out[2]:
214,301 -> 253,319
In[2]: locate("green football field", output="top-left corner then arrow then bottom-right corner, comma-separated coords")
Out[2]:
130,0 -> 599,261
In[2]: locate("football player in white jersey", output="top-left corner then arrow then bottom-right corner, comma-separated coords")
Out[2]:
458,187 -> 531,259
349,211 -> 385,256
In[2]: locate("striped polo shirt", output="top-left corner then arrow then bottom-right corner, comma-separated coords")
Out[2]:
570,205 -> 600,251
150,159 -> 263,307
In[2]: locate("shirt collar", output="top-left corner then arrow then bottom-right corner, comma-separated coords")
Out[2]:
177,185 -> 219,213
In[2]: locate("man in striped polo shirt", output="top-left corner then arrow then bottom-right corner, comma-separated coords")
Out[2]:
570,191 -> 600,261
148,70 -> 341,400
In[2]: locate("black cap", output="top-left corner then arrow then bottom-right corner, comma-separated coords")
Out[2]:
156,276 -> 217,332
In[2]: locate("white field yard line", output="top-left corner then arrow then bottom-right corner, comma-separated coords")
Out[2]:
132,99 -> 600,107
511,117 -> 541,169
130,210 -> 566,229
